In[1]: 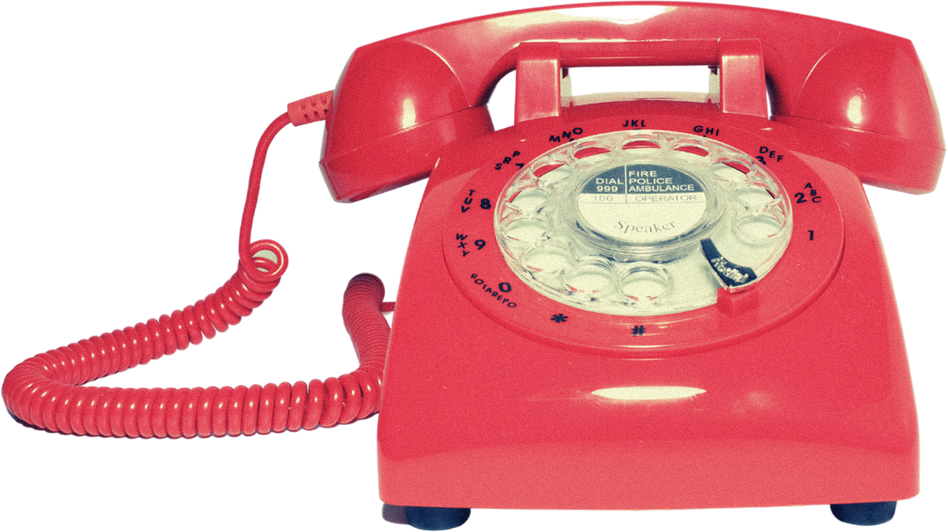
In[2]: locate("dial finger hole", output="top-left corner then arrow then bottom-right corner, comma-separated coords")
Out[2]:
533,163 -> 563,177
619,265 -> 671,302
565,260 -> 613,295
622,140 -> 662,157
523,245 -> 573,274
734,214 -> 785,245
503,217 -> 550,246
574,147 -> 611,160
509,187 -> 552,213
672,144 -> 710,162
735,187 -> 777,212
711,162 -> 749,183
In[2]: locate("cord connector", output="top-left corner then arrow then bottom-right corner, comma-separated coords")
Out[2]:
287,90 -> 333,126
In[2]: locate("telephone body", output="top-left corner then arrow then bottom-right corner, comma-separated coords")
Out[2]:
326,1 -> 942,525
1,2 -> 944,531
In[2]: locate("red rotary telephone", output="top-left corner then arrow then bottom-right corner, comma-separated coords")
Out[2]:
1,2 -> 943,531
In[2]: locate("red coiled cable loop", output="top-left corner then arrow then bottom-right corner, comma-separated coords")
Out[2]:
1,108 -> 390,437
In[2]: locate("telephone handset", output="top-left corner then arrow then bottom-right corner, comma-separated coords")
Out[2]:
2,2 -> 943,531
322,2 -> 942,201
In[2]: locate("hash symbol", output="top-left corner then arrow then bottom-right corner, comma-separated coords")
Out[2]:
551,313 -> 568,323
631,325 -> 646,336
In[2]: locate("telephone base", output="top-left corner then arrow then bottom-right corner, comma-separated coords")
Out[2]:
357,3 -> 939,519
376,105 -> 920,525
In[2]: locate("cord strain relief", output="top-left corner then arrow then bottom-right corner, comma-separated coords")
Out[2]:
287,90 -> 333,126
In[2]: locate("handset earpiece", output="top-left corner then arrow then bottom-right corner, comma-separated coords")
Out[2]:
320,41 -> 494,202
781,37 -> 944,193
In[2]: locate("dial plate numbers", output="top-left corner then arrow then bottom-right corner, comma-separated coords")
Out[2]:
443,118 -> 843,355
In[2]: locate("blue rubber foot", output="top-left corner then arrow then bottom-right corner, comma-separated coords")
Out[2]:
381,503 -> 474,532
829,502 -> 899,530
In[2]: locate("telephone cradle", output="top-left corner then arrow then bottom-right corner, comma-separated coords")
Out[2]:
2,3 -> 943,531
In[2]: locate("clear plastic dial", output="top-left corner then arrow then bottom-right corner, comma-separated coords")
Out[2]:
494,130 -> 792,316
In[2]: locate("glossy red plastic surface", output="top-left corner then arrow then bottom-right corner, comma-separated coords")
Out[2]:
321,2 -> 943,202
380,106 -> 922,512
1,1 -> 942,527
372,2 -> 942,514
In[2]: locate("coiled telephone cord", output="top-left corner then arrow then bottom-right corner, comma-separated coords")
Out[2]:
1,94 -> 389,437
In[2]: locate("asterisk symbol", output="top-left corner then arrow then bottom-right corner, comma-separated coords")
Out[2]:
551,313 -> 568,323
